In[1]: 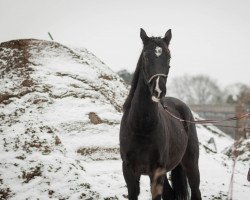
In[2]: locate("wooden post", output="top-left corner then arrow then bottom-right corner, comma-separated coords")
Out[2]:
248,168 -> 250,182
236,102 -> 247,139
48,32 -> 54,41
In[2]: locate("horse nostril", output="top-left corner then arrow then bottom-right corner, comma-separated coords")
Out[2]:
152,96 -> 160,102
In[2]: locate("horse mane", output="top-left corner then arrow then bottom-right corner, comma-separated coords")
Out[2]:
123,52 -> 143,111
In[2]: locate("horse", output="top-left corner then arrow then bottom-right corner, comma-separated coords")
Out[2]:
119,28 -> 202,200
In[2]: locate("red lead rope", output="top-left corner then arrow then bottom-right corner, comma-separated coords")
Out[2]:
163,106 -> 250,130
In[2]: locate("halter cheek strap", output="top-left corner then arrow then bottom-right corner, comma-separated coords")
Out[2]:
147,74 -> 168,84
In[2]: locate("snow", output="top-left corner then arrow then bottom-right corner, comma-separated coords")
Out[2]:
0,39 -> 249,200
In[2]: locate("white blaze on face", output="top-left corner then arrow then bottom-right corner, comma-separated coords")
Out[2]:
155,76 -> 161,98
155,46 -> 162,57
152,76 -> 162,103
152,46 -> 163,102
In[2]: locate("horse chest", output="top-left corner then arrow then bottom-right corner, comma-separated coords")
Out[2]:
124,136 -> 164,174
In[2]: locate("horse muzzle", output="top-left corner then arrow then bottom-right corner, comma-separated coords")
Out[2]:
149,75 -> 167,103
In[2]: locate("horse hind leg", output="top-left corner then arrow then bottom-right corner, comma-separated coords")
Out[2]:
171,164 -> 189,200
182,158 -> 202,200
182,127 -> 202,200
122,162 -> 140,200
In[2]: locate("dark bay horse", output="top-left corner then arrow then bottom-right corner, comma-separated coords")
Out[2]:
120,29 -> 202,200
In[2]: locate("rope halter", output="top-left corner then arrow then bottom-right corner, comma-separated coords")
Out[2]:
147,74 -> 168,84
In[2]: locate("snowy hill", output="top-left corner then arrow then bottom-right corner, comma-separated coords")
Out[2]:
0,39 -> 249,200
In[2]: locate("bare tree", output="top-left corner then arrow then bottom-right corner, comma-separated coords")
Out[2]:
168,75 -> 223,105
117,69 -> 133,85
224,83 -> 248,104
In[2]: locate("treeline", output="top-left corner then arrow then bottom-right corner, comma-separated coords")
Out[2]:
117,69 -> 249,105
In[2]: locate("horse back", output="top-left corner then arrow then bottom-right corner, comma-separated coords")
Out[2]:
160,96 -> 194,130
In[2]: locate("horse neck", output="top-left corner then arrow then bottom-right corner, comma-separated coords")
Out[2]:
129,71 -> 159,131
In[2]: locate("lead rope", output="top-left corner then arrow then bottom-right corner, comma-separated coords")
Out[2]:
163,106 -> 250,130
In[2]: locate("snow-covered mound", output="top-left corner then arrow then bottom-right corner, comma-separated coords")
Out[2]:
0,39 -> 249,200
0,39 -> 127,199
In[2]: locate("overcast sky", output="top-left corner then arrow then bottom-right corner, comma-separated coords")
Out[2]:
1,0 -> 250,86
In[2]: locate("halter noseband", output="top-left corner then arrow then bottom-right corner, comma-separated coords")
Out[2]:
147,74 -> 168,84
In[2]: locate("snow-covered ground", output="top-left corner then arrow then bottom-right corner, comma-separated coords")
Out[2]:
0,39 -> 249,199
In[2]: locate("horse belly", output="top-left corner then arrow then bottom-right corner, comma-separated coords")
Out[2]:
165,130 -> 188,171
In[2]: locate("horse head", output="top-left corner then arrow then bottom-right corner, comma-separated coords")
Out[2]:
140,28 -> 172,102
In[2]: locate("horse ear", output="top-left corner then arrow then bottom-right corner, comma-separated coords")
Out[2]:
164,29 -> 172,45
140,28 -> 149,44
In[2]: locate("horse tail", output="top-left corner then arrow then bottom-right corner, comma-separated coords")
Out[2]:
171,164 -> 189,200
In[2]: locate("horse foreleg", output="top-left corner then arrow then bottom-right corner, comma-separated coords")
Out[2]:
150,168 -> 166,200
122,162 -> 140,200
